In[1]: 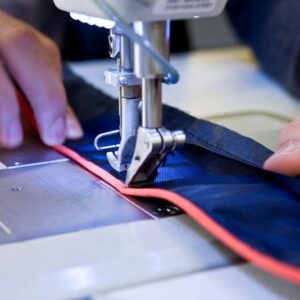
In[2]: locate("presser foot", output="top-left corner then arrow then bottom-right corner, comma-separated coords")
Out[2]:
126,127 -> 186,186
106,135 -> 137,172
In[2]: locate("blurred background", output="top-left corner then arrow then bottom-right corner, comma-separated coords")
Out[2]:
0,0 -> 239,61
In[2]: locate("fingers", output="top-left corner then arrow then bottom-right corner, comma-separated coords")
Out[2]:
264,117 -> 300,176
0,65 -> 23,148
0,18 -> 66,145
66,106 -> 84,140
0,11 -> 72,146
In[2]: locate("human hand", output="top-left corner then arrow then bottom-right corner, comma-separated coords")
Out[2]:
264,116 -> 300,176
0,11 -> 83,148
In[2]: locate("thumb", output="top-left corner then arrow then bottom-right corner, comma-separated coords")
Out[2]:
264,117 -> 300,176
65,106 -> 84,140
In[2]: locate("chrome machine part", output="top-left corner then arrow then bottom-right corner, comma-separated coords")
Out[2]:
101,28 -> 142,172
126,127 -> 186,184
133,21 -> 170,80
142,78 -> 162,129
125,20 -> 186,185
94,3 -> 186,185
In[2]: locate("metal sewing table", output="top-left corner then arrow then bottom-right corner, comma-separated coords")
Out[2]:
1,47 -> 300,299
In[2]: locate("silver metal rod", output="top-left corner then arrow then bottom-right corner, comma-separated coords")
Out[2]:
94,130 -> 120,151
142,78 -> 162,129
120,35 -> 133,71
119,35 -> 134,134
133,21 -> 170,80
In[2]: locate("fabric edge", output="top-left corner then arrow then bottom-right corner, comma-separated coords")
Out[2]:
54,144 -> 300,286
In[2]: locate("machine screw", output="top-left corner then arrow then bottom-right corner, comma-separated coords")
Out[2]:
119,77 -> 128,86
152,205 -> 181,217
11,187 -> 22,192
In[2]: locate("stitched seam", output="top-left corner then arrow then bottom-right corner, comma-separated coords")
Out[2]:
185,129 -> 263,169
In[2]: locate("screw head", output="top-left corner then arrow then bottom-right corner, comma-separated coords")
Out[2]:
152,205 -> 181,217
119,77 -> 128,86
11,187 -> 22,192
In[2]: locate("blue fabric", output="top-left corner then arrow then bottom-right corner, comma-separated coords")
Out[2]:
65,67 -> 300,270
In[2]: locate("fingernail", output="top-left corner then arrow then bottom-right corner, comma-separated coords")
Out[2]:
43,117 -> 65,146
66,117 -> 84,140
7,121 -> 22,148
267,141 -> 300,161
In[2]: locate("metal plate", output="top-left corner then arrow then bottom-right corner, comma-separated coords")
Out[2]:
0,161 -> 153,245
0,138 -> 67,170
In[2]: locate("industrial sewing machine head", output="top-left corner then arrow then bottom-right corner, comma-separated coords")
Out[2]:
54,0 -> 227,186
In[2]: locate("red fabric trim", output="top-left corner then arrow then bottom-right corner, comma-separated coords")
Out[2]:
17,91 -> 300,285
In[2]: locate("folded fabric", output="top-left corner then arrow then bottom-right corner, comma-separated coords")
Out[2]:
22,67 -> 300,285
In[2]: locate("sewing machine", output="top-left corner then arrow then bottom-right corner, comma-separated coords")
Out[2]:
1,30 -> 300,300
1,1 -> 300,298
53,0 -> 227,185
